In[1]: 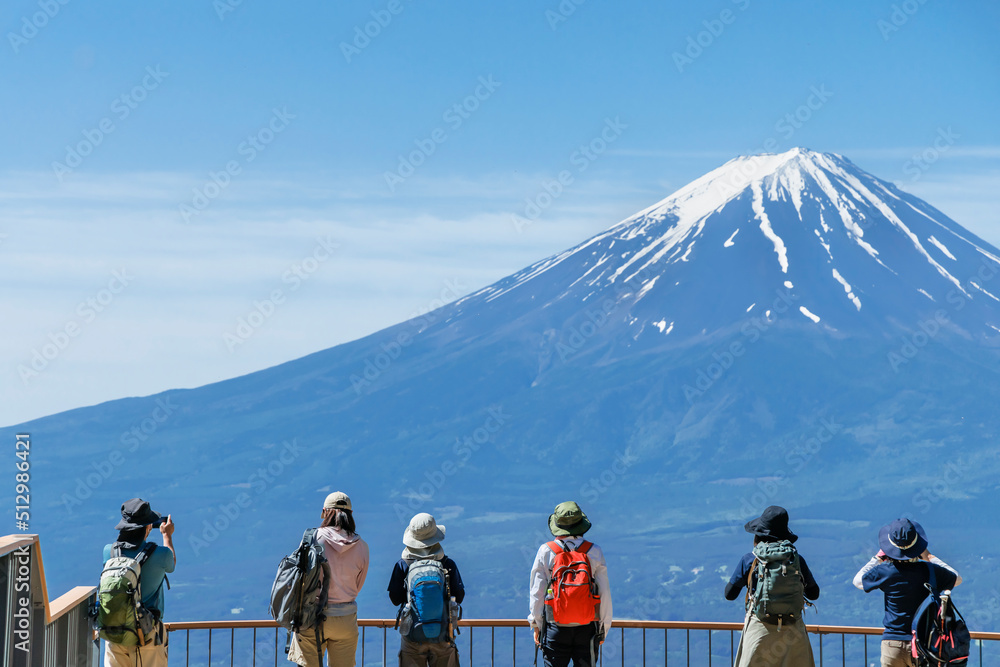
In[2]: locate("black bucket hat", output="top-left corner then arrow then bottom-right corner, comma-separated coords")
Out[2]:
744,505 -> 798,543
114,498 -> 164,531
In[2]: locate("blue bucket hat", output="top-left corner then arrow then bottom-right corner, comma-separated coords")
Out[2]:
878,518 -> 928,560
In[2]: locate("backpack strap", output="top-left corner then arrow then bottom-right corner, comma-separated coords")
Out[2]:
135,543 -> 158,567
577,541 -> 593,555
745,557 -> 757,609
927,561 -> 938,595
298,529 -> 321,573
300,528 -> 318,550
546,540 -> 566,555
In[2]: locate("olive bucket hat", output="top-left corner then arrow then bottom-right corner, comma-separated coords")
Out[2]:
548,501 -> 592,537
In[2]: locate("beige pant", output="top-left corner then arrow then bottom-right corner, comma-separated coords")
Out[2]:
733,613 -> 815,667
881,640 -> 916,667
104,635 -> 168,667
288,613 -> 359,667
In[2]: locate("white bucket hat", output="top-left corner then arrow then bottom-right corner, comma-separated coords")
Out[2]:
403,513 -> 446,548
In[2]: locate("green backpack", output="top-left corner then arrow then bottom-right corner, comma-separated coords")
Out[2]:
94,544 -> 159,646
748,540 -> 805,626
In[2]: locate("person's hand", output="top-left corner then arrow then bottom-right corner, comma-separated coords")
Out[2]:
160,515 -> 174,538
533,627 -> 540,646
876,549 -> 888,561
920,550 -> 933,562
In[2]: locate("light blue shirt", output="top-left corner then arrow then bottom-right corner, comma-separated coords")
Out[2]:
103,540 -> 175,618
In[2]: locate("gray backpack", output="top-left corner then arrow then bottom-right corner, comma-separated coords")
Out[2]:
269,529 -> 331,656
748,540 -> 805,626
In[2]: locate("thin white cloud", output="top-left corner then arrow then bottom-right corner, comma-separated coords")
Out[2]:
838,146 -> 1000,160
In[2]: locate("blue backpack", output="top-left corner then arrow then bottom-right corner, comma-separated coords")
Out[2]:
395,559 -> 460,643
911,563 -> 969,666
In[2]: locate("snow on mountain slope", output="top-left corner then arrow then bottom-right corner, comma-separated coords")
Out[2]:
448,148 -> 1000,346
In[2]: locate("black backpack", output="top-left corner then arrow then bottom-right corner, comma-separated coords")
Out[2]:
911,563 -> 970,666
269,529 -> 331,657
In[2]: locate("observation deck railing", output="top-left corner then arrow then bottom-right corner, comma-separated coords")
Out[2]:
5,534 -> 997,667
0,534 -> 98,667
164,618 -> 1000,666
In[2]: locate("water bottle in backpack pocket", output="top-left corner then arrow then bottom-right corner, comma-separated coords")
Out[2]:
396,603 -> 413,636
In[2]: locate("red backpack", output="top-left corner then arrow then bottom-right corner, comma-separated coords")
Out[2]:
545,540 -> 601,624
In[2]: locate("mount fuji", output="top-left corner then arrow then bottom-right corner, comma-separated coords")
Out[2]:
6,148 -> 1000,631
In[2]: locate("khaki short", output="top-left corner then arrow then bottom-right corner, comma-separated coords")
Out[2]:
104,631 -> 168,667
881,639 -> 916,667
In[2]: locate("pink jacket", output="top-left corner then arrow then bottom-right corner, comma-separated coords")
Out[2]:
317,526 -> 369,606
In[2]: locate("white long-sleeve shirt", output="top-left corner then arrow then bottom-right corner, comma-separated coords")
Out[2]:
527,536 -> 612,635
853,554 -> 962,590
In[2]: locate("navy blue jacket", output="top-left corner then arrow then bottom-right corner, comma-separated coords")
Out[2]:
388,557 -> 465,607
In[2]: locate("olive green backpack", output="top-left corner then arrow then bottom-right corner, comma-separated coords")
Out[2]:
747,540 -> 805,627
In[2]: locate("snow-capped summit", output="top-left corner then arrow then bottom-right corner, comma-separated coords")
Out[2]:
451,148 -> 1000,344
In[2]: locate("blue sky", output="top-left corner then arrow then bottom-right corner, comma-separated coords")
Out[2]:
3,0 -> 999,424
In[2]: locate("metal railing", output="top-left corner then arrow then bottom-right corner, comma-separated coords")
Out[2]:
0,534 -> 98,667
165,618 -> 1000,666
3,530 -> 996,667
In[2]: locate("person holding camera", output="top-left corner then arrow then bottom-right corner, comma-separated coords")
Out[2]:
102,498 -> 176,667
853,518 -> 962,667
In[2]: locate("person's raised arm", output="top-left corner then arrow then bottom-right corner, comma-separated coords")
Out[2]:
853,550 -> 883,591
922,550 -> 962,587
160,515 -> 176,568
